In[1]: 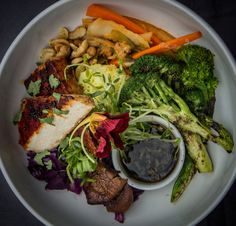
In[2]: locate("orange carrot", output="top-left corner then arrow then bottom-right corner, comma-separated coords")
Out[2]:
132,31 -> 202,59
109,59 -> 119,66
86,4 -> 161,44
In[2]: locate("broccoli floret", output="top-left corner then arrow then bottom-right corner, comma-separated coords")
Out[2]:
177,44 -> 214,68
130,54 -> 181,77
177,45 -> 218,113
130,54 -> 183,92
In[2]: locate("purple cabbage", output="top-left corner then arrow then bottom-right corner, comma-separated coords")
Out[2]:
115,212 -> 125,223
27,150 -> 82,195
28,151 -> 143,224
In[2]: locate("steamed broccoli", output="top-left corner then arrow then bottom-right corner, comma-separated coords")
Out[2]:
130,54 -> 183,93
177,45 -> 218,113
130,45 -> 219,114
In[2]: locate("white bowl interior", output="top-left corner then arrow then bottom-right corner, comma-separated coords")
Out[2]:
0,1 -> 235,226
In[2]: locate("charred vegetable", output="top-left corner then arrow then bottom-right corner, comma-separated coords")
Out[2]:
183,133 -> 213,172
119,72 -> 233,159
171,153 -> 196,202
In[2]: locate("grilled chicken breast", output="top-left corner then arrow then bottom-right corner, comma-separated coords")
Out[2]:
18,94 -> 94,152
24,58 -> 83,96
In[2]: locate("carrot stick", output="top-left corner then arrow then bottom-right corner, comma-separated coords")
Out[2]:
86,4 -> 161,44
132,31 -> 202,59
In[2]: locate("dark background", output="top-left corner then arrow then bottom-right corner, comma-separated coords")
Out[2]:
0,0 -> 235,225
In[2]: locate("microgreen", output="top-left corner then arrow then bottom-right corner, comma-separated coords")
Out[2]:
113,78 -> 120,83
90,91 -> 104,98
59,137 -> 70,150
59,134 -> 97,183
49,74 -> 60,89
27,79 -> 41,96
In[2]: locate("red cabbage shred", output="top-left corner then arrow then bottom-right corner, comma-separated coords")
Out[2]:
27,150 -> 82,194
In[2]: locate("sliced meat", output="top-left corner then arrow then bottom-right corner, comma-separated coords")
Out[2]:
83,162 -> 127,204
18,94 -> 94,152
105,184 -> 134,213
24,58 -> 82,96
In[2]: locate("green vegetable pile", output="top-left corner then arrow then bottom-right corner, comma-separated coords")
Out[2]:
63,44 -> 234,202
59,135 -> 97,184
119,45 -> 233,201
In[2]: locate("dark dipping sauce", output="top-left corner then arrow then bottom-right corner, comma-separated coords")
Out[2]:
122,138 -> 178,183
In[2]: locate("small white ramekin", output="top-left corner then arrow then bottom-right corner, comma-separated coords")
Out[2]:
112,115 -> 185,190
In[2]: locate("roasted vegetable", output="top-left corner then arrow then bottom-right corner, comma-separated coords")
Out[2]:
86,4 -> 161,44
125,16 -> 175,42
183,133 -> 213,172
130,54 -> 182,92
171,153 -> 196,202
87,18 -> 149,49
105,30 -> 135,49
132,32 -> 202,59
198,114 -> 234,153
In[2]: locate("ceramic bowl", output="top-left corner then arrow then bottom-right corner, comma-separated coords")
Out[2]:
112,115 -> 185,190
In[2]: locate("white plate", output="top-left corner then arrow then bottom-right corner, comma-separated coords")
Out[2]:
0,1 -> 235,226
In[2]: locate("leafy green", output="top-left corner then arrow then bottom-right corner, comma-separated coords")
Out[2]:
27,80 -> 42,96
52,92 -> 61,102
52,108 -> 69,115
49,74 -> 60,89
34,150 -> 52,170
13,110 -> 22,125
39,116 -> 54,125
